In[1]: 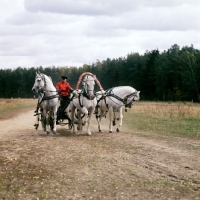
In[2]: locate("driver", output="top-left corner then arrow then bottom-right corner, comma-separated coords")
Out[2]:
56,75 -> 73,118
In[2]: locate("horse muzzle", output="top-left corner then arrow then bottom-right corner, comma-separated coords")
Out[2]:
126,102 -> 134,108
32,86 -> 39,93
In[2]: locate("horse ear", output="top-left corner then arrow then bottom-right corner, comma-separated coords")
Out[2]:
138,91 -> 140,94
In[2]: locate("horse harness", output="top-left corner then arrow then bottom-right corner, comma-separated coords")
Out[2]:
97,87 -> 138,108
77,88 -> 96,108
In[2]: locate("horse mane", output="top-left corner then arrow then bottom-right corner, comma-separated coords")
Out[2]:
42,74 -> 52,83
48,76 -> 52,82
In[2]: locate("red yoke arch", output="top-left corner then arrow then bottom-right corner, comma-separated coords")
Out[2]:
75,72 -> 104,91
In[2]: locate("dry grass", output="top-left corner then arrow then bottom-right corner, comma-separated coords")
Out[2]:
124,101 -> 200,139
133,101 -> 200,119
0,98 -> 36,114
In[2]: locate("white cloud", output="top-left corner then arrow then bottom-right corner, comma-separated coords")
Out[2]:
0,0 -> 200,69
24,0 -> 200,16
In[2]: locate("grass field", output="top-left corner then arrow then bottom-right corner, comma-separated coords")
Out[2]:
123,101 -> 200,139
0,98 -> 36,113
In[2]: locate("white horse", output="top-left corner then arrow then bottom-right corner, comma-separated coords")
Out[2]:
32,72 -> 59,135
70,74 -> 97,136
95,86 -> 140,133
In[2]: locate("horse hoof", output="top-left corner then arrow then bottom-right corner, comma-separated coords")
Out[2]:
34,124 -> 39,130
87,132 -> 91,136
68,124 -> 72,130
116,128 -> 120,132
109,131 -> 112,133
52,130 -> 57,135
99,130 -> 102,132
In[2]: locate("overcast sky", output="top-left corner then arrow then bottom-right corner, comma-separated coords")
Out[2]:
0,0 -> 200,69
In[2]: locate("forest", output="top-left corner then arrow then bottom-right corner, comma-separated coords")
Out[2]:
0,44 -> 200,102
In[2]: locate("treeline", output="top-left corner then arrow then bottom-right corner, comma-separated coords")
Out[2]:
0,44 -> 200,102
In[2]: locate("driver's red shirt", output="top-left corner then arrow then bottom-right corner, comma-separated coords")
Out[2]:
56,81 -> 71,97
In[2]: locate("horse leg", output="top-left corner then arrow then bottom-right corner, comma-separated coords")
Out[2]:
52,108 -> 57,134
46,112 -> 51,134
80,107 -> 90,135
97,110 -> 105,132
116,107 -> 123,132
34,115 -> 40,130
40,114 -> 45,133
41,111 -> 49,135
86,108 -> 94,136
77,110 -> 83,132
113,112 -> 116,126
96,113 -> 101,132
71,106 -> 76,134
81,107 -> 88,126
108,107 -> 113,133
66,102 -> 74,130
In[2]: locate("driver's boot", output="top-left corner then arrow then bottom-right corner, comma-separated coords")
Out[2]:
62,100 -> 70,119
56,107 -> 62,124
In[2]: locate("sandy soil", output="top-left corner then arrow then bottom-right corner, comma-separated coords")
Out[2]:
0,108 -> 199,200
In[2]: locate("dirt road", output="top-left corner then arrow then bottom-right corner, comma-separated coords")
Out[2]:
0,108 -> 200,199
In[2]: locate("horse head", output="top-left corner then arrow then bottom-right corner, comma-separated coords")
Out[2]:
32,72 -> 45,93
82,75 -> 96,100
124,90 -> 140,108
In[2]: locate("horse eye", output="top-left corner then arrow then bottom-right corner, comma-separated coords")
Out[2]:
37,79 -> 41,82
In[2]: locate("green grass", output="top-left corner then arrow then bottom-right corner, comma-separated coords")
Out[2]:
123,101 -> 200,139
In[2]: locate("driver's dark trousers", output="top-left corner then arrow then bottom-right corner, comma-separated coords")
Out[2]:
59,96 -> 70,117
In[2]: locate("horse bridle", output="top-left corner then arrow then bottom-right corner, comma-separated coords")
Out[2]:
34,74 -> 45,90
35,73 -> 59,104
82,76 -> 96,100
123,92 -> 139,107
